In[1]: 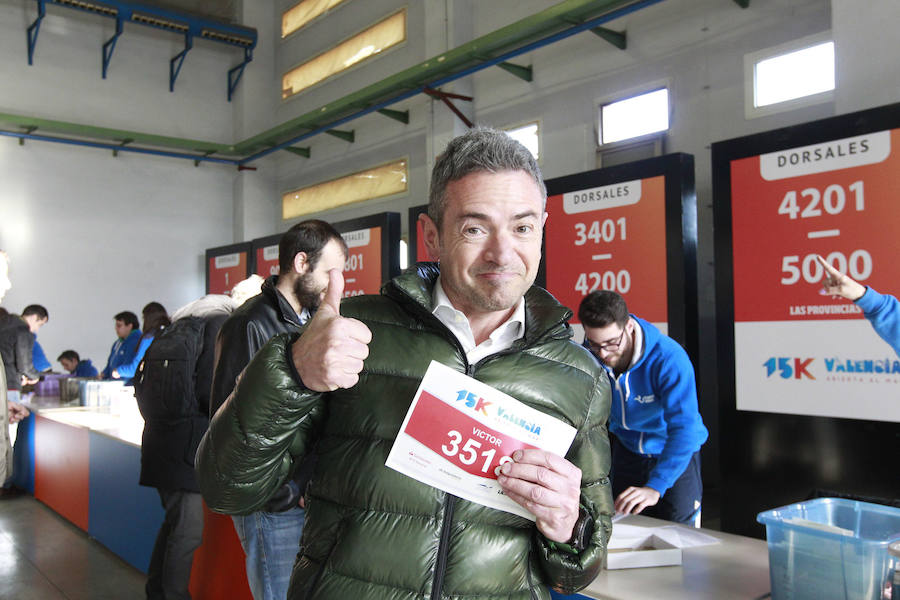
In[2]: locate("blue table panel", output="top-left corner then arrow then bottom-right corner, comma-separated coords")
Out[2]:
88,432 -> 164,572
10,413 -> 35,493
550,591 -> 592,600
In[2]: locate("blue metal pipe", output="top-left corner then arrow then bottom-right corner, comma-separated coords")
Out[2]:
0,130 -> 240,166
240,0 -> 665,165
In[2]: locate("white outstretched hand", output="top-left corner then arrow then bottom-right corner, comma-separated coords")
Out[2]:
291,269 -> 372,392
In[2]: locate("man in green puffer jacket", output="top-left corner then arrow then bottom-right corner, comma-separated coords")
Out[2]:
197,127 -> 614,599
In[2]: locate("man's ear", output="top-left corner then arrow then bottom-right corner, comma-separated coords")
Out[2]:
419,213 -> 441,261
292,251 -> 309,275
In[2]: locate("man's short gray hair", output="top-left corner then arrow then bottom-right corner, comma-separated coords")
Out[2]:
428,126 -> 547,229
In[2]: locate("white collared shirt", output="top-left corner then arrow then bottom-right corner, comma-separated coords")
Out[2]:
431,277 -> 526,365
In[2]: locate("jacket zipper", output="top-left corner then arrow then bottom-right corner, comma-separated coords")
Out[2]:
431,493 -> 457,599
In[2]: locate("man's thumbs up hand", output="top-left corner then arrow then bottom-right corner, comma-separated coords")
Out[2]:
291,269 -> 372,392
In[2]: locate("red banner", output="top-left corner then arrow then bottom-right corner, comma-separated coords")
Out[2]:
342,226 -> 383,296
208,252 -> 248,295
545,175 -> 668,323
255,244 -> 279,277
731,128 -> 900,322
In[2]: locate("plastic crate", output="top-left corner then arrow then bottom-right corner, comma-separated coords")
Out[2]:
33,373 -> 71,396
757,498 -> 900,600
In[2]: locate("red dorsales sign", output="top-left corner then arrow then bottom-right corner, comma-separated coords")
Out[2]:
340,226 -> 382,296
414,218 -> 431,262
729,128 -> 900,422
731,129 -> 900,322
255,244 -> 279,277
545,176 -> 668,325
208,252 -> 248,295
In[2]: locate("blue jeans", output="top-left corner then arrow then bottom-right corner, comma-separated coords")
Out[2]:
610,435 -> 703,526
232,507 -> 305,600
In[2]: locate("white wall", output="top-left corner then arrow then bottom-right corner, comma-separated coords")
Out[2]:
0,1 -> 240,369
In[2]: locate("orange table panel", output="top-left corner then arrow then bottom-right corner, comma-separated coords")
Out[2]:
33,415 -> 90,531
189,505 -> 253,600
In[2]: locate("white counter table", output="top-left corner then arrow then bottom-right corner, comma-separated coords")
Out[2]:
561,514 -> 771,600
23,396 -> 253,599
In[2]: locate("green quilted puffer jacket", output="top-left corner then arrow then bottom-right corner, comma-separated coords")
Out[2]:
197,264 -> 614,600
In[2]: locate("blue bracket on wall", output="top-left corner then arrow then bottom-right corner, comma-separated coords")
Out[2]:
26,0 -> 257,100
227,47 -> 253,102
170,33 -> 193,93
102,16 -> 123,79
26,1 -> 45,65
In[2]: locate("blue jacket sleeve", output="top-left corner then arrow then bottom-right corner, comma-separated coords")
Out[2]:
114,336 -> 152,378
32,340 -> 51,372
645,345 -> 708,495
855,287 -> 900,358
102,338 -> 121,378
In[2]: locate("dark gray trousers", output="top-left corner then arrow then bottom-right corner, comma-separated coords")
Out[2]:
146,488 -> 204,600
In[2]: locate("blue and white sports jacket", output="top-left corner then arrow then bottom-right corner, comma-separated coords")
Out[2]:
595,315 -> 708,495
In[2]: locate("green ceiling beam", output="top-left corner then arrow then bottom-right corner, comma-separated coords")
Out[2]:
590,26 -> 626,49
733,0 -> 749,7
0,111 -> 236,155
376,108 -> 409,124
282,146 -> 310,158
325,129 -> 355,142
497,61 -> 533,82
233,0 -> 642,154
2,0 -> 649,162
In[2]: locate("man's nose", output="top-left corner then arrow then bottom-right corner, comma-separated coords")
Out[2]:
484,230 -> 515,264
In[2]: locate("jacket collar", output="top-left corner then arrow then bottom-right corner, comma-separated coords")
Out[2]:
386,262 -> 574,346
262,275 -> 304,327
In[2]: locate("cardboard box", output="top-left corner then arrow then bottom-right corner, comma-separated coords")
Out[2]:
605,534 -> 683,569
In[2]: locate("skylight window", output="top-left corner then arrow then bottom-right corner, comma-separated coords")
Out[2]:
282,10 -> 406,99
600,88 -> 669,145
282,0 -> 350,38
504,122 -> 540,160
282,159 -> 408,219
754,41 -> 834,107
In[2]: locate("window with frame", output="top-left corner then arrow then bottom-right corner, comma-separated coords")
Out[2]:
282,159 -> 408,219
282,9 -> 406,99
599,88 -> 669,145
282,0 -> 351,38
754,41 -> 834,108
503,121 -> 540,161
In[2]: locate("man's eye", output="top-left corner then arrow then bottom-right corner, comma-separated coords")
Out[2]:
464,227 -> 484,236
516,225 -> 534,234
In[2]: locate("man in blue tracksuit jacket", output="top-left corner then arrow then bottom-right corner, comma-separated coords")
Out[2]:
818,255 -> 900,357
579,290 -> 707,526
101,310 -> 142,379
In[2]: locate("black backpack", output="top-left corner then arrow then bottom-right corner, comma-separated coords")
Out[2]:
134,316 -> 206,421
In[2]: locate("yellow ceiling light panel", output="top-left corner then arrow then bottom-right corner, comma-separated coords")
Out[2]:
282,9 -> 406,99
282,0 -> 350,38
282,159 -> 408,219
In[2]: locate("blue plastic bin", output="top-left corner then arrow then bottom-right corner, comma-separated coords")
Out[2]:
757,498 -> 900,600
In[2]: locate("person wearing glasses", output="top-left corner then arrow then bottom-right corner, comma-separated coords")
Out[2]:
817,255 -> 900,358
579,290 -> 707,526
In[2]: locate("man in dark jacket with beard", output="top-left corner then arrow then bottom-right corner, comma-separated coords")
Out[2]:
197,128 -> 614,600
209,219 -> 347,600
